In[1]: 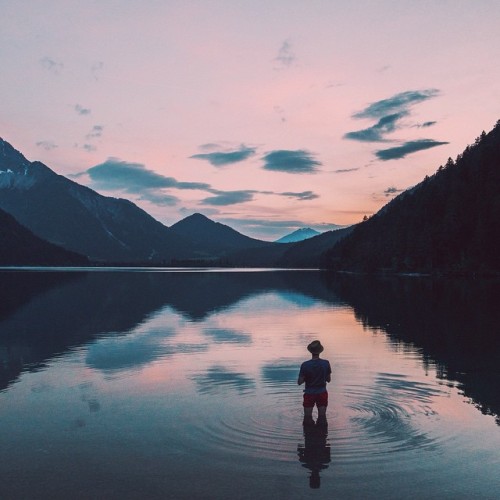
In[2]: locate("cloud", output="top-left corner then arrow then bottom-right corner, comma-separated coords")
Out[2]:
333,168 -> 359,174
82,144 -> 96,152
262,150 -> 321,173
190,145 -> 256,166
416,121 -> 437,128
280,190 -> 319,201
91,61 -> 104,80
86,125 -> 103,139
201,190 -> 255,206
344,112 -> 408,142
83,159 -> 211,193
35,140 -> 57,151
138,192 -> 180,206
376,139 -> 449,160
274,39 -> 295,68
353,89 -> 440,119
40,56 -> 63,74
75,104 -> 91,115
383,186 -> 404,197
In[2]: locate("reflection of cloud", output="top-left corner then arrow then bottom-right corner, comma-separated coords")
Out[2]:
86,328 -> 174,372
192,366 -> 255,394
190,145 -> 256,166
86,328 -> 208,372
203,328 -> 252,344
344,112 -> 408,142
376,139 -> 449,160
353,89 -> 439,119
201,190 -> 254,206
36,140 -> 58,151
261,360 -> 300,388
262,150 -> 321,174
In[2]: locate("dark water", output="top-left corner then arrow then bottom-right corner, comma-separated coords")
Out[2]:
0,269 -> 499,499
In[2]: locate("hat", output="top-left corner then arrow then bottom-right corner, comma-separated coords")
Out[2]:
307,340 -> 324,354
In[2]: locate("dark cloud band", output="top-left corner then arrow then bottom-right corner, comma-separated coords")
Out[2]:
376,139 -> 449,160
262,150 -> 321,173
190,145 -> 256,166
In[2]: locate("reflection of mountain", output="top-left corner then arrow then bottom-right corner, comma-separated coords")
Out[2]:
0,270 -> 342,391
328,274 -> 500,424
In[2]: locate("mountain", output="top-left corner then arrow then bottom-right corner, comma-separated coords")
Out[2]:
170,213 -> 274,256
323,120 -> 500,274
0,138 -> 197,263
275,228 -> 321,243
277,227 -> 354,267
0,207 -> 88,265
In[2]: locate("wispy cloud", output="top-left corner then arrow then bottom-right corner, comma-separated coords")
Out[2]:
40,56 -> 64,75
274,39 -> 296,68
82,144 -> 96,152
344,112 -> 408,142
353,89 -> 440,119
35,140 -> 58,151
80,159 -> 211,193
376,139 -> 449,160
91,61 -> 104,80
383,186 -> 404,197
333,168 -> 359,174
280,190 -> 319,201
262,150 -> 321,174
190,145 -> 256,166
86,125 -> 103,140
75,104 -> 91,115
201,190 -> 255,206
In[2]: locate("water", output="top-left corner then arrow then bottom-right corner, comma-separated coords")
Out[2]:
0,269 -> 499,499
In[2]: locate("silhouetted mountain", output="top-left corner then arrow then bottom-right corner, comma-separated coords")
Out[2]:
275,228 -> 321,243
277,227 -> 354,267
0,207 -> 88,265
324,121 -> 500,274
0,138 -> 197,263
170,213 -> 274,256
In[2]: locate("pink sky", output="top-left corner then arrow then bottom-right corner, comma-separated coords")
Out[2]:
1,0 -> 499,239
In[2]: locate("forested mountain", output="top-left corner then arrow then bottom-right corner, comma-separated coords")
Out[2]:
0,207 -> 88,265
323,121 -> 500,274
0,138 -> 198,263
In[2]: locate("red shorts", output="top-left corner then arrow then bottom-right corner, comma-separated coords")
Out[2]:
303,391 -> 328,408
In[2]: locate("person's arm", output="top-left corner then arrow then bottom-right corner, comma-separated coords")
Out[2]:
326,361 -> 332,383
298,364 -> 305,385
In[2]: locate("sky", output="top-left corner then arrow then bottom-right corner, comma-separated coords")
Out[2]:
1,0 -> 500,240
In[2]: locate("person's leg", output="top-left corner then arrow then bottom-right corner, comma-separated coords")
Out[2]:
316,392 -> 328,425
303,394 -> 315,425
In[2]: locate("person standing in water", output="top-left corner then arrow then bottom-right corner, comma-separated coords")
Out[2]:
298,340 -> 331,426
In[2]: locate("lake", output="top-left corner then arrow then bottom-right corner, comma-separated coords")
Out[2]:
0,269 -> 499,499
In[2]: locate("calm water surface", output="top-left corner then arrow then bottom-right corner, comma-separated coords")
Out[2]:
0,269 -> 499,499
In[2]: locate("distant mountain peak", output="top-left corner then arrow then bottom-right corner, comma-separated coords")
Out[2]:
275,227 -> 321,243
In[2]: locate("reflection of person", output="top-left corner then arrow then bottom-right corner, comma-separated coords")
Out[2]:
297,340 -> 331,426
297,423 -> 331,489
